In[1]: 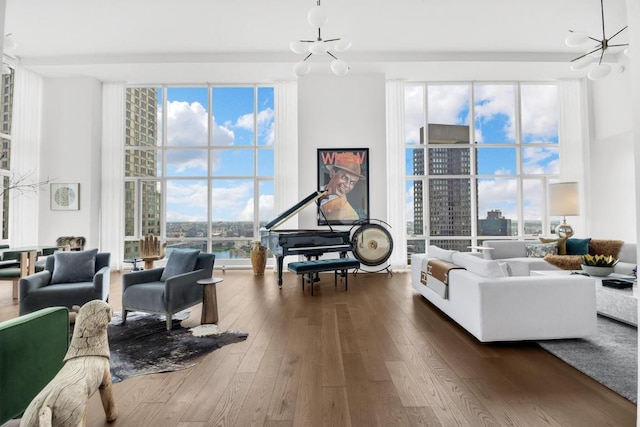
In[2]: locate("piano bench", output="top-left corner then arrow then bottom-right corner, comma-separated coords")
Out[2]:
287,258 -> 360,295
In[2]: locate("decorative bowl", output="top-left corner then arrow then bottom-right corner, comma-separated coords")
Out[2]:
581,264 -> 614,277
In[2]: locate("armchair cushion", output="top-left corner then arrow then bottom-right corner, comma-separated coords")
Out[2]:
51,248 -> 98,284
160,249 -> 200,281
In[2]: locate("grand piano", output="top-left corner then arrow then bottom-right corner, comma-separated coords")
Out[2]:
260,190 -> 352,287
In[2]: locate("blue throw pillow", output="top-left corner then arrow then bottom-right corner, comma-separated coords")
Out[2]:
160,249 -> 200,281
566,238 -> 591,255
51,248 -> 98,284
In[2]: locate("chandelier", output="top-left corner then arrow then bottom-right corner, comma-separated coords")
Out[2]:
290,0 -> 351,77
565,0 -> 629,80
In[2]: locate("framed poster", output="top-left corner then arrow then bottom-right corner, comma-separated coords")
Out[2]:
317,148 -> 369,225
50,183 -> 79,210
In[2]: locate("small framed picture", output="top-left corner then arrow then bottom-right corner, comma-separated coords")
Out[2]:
50,183 -> 80,210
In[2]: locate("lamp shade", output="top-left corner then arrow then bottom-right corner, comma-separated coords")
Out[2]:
549,182 -> 580,216
330,59 -> 349,76
588,63 -> 611,80
565,31 -> 589,47
293,61 -> 311,77
569,55 -> 594,71
334,39 -> 352,52
290,41 -> 308,54
307,5 -> 328,28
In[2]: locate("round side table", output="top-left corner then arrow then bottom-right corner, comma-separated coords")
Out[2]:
197,277 -> 223,324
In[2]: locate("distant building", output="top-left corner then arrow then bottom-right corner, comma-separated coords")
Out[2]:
479,209 -> 512,236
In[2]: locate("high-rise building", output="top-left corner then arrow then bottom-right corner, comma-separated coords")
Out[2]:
416,124 -> 471,248
124,88 -> 160,258
479,209 -> 512,236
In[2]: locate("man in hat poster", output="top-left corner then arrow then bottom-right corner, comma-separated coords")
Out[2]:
319,151 -> 366,222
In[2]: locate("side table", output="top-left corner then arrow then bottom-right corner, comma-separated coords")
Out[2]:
197,277 -> 223,324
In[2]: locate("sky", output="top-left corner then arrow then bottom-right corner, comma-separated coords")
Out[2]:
156,87 -> 275,223
404,83 -> 559,225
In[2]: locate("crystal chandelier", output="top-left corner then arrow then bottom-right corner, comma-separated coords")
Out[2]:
565,0 -> 629,80
290,0 -> 351,77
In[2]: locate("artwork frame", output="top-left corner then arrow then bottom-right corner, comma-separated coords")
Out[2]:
317,148 -> 369,226
50,183 -> 80,211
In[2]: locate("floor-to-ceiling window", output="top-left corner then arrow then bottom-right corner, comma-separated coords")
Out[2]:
405,82 -> 559,259
124,85 -> 274,265
0,69 -> 14,241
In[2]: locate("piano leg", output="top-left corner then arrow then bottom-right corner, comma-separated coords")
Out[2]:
276,255 -> 284,287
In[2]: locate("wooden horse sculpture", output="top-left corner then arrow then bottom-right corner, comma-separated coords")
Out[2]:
20,300 -> 117,427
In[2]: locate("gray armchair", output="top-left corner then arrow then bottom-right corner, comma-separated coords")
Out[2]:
19,251 -> 111,315
121,252 -> 215,330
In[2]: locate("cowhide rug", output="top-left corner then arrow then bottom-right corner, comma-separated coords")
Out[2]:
104,311 -> 248,383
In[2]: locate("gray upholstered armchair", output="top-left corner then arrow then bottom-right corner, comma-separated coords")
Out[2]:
121,251 -> 215,330
18,250 -> 111,315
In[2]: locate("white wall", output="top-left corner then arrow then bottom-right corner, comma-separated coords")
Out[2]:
38,77 -> 102,248
587,60 -> 637,242
297,74 -> 387,230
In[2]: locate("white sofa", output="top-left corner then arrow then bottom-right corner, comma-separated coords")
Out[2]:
481,240 -> 637,275
410,247 -> 597,342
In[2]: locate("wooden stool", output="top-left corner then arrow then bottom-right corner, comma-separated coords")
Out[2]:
197,277 -> 223,324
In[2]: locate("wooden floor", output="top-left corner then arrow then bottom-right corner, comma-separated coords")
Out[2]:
1,269 -> 637,426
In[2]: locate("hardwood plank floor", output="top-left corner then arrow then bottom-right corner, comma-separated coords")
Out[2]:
1,269 -> 636,426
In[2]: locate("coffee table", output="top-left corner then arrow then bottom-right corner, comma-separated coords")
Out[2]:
531,270 -> 637,326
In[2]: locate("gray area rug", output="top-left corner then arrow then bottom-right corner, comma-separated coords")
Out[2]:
537,315 -> 637,403
106,311 -> 248,383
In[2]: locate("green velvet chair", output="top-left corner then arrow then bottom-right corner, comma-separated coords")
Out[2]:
0,306 -> 69,424
0,250 -> 24,300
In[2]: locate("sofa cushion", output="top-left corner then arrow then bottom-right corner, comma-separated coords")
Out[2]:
589,239 -> 624,258
539,237 -> 567,255
451,252 -> 506,278
428,245 -> 458,263
566,238 -> 591,255
51,248 -> 98,284
525,242 -> 557,258
160,249 -> 200,281
543,254 -> 583,270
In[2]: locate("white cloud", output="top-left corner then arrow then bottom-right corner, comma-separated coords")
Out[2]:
404,85 -> 425,144
427,84 -> 469,125
474,84 -> 515,141
165,180 -> 208,222
478,178 -> 518,218
522,146 -> 559,174
520,84 -> 558,139
239,194 -> 275,222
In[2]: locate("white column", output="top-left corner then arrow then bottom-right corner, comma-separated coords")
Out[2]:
100,83 -> 125,268
386,80 -> 407,269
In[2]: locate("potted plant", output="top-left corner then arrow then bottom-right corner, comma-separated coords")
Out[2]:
581,254 -> 618,277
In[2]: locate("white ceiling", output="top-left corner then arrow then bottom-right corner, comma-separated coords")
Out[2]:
4,0 -> 631,83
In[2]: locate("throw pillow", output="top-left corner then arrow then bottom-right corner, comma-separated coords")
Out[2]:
566,238 -> 591,255
451,252 -> 506,278
498,261 -> 512,277
539,236 -> 567,255
428,245 -> 458,263
51,248 -> 98,284
525,242 -> 558,258
160,249 -> 200,281
588,239 -> 624,258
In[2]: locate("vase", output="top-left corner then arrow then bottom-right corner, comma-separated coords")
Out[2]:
251,241 -> 266,276
581,264 -> 614,277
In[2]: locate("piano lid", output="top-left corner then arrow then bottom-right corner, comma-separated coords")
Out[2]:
264,190 -> 327,230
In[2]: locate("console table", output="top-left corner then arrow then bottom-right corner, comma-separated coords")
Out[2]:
532,270 -> 637,326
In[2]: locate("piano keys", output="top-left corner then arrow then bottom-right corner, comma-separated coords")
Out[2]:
261,190 -> 352,287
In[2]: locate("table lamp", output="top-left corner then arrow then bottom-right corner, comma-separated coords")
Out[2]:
549,182 -> 579,238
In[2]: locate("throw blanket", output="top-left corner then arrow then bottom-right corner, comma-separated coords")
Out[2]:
420,258 -> 465,299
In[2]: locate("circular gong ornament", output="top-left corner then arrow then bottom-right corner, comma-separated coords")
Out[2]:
351,223 -> 393,267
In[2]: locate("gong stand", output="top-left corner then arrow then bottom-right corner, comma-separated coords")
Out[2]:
349,219 -> 394,275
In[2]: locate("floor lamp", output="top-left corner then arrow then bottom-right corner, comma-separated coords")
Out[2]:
549,182 -> 580,238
